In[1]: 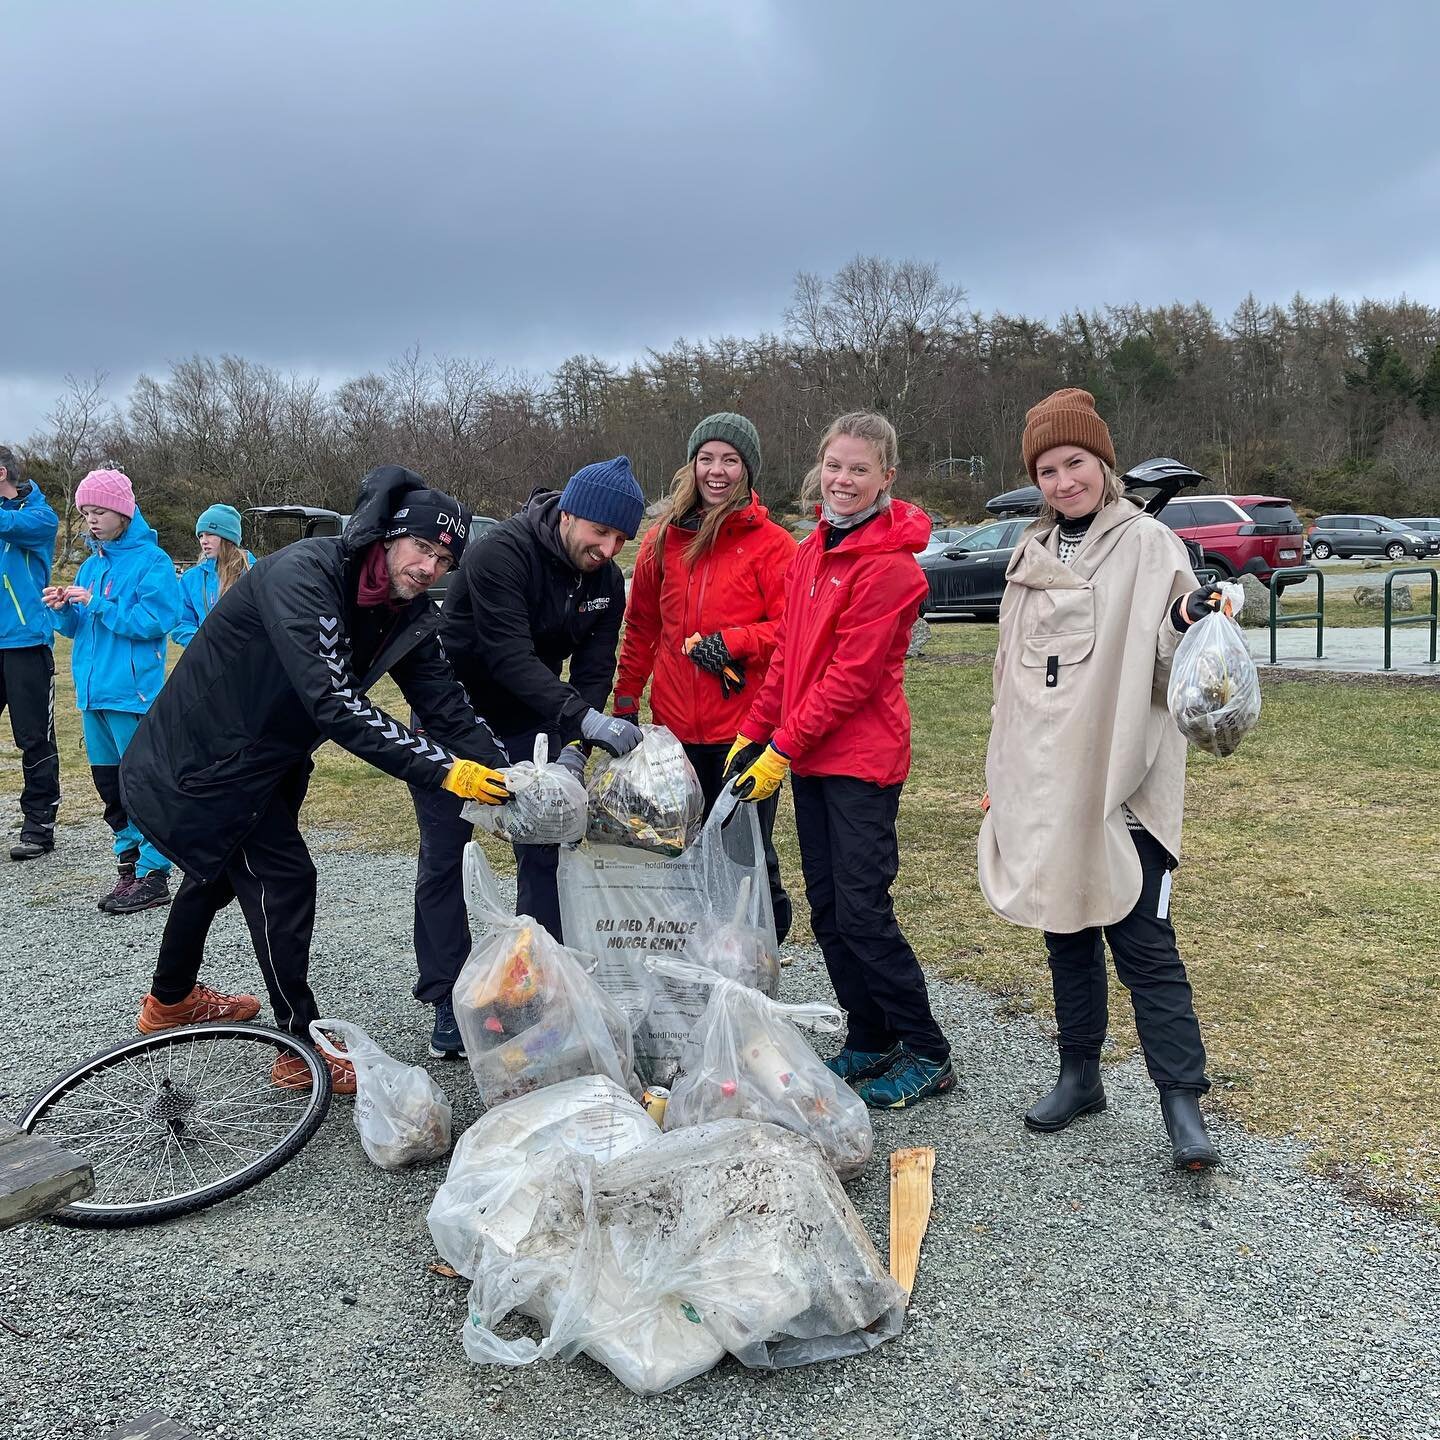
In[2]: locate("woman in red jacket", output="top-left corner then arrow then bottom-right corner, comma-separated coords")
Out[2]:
615,412 -> 797,938
729,411 -> 953,1108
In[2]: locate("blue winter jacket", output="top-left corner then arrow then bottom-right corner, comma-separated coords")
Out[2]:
53,510 -> 182,713
172,551 -> 256,647
0,480 -> 59,649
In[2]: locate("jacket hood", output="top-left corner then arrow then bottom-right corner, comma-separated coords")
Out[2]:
1006,498 -> 1146,589
814,497 -> 931,555
85,507 -> 160,554
519,489 -> 574,568
2,479 -> 40,508
341,465 -> 430,554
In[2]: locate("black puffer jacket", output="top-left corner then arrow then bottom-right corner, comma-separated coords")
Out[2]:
121,466 -> 505,884
440,490 -> 625,741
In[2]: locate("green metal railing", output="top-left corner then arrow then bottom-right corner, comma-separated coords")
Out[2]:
1383,568 -> 1439,671
1267,566 -> 1325,665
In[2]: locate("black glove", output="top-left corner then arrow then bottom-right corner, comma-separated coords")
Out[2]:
1171,587 -> 1224,633
722,736 -> 766,780
689,632 -> 747,698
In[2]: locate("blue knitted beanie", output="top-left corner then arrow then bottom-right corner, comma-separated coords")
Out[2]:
558,456 -> 645,538
196,503 -> 243,546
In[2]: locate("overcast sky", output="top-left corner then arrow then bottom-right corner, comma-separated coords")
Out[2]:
5,0 -> 1439,439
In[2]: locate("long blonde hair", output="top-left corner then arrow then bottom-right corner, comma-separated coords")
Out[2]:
213,538 -> 251,597
646,460 -> 753,579
1035,457 -> 1125,526
799,411 -> 900,508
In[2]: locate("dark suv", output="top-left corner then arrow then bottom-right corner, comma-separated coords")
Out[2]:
1306,515 -> 1437,561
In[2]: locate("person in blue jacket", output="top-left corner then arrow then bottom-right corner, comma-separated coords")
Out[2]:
0,444 -> 62,861
173,504 -> 254,646
43,467 -> 181,914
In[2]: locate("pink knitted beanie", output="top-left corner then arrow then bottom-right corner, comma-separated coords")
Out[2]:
75,468 -> 137,519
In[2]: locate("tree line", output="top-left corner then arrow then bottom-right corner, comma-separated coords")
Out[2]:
19,256 -> 1440,559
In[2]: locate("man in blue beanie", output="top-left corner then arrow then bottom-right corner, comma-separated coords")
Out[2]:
410,456 -> 646,1058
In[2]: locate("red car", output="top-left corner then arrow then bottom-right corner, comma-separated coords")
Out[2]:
1156,492 -> 1306,588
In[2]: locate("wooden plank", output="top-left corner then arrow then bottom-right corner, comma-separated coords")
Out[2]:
888,1146 -> 936,1301
0,1120 -> 94,1230
101,1413 -> 197,1440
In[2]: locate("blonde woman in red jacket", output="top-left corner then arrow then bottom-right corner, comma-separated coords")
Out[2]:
615,413 -> 798,938
729,411 -> 953,1108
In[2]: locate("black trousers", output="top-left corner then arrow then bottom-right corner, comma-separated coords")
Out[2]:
791,773 -> 949,1060
410,726 -> 562,1005
1043,828 -> 1210,1093
150,766 -> 320,1038
683,741 -> 792,945
0,645 -> 60,840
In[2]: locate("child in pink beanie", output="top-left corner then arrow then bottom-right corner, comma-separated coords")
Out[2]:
43,469 -> 181,913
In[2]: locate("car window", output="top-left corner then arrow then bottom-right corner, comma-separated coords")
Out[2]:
1329,517 -> 1352,530
1240,500 -> 1301,528
1188,499 -> 1242,526
959,521 -> 1012,551
1158,502 -> 1193,529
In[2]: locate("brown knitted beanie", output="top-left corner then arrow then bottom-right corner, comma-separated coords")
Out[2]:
1021,388 -> 1116,477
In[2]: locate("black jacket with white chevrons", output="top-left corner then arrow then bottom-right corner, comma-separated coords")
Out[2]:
120,466 -> 505,884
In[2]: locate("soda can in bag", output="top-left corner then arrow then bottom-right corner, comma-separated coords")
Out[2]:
641,1086 -> 670,1127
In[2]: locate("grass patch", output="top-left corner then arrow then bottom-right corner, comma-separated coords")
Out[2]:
15,628 -> 1440,1209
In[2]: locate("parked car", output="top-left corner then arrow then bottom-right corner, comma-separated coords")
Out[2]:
244,504 -> 499,603
921,525 -> 977,556
1398,517 -> 1440,540
1151,492 -> 1307,588
1306,515 -> 1437,561
927,458 -> 1216,618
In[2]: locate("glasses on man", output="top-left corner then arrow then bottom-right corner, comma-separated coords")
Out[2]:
409,536 -> 457,574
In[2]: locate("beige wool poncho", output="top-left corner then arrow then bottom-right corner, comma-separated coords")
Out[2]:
977,498 -> 1197,933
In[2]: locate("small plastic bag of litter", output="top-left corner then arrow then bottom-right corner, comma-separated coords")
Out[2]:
689,877 -> 780,998
651,958 -> 873,1180
1167,582 -> 1261,757
454,843 -> 640,1106
428,1074 -> 659,1279
308,1018 -> 451,1170
463,734 -> 587,846
586,723 -> 704,856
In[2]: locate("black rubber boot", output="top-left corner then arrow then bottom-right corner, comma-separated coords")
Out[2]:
1160,1089 -> 1220,1170
1024,1052 -> 1106,1133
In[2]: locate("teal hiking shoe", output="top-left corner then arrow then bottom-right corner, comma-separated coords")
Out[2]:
856,1050 -> 956,1109
824,1044 -> 904,1084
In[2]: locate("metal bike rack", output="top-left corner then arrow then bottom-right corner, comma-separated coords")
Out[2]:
1383,568 -> 1439,671
1268,566 -> 1325,665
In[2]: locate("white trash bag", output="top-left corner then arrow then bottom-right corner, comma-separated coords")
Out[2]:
561,791 -> 778,1087
454,843 -> 639,1106
460,1120 -> 905,1394
652,958 -> 873,1180
427,1074 -> 658,1279
586,723 -> 704,856
1167,582 -> 1262,758
308,1018 -> 451,1170
463,734 -> 587,846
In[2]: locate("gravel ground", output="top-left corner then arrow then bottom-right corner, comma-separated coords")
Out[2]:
2,827 -> 1438,1440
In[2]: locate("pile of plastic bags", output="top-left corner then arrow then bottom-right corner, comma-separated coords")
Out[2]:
586,724 -> 704,856
454,844 -> 640,1105
1167,582 -> 1262,757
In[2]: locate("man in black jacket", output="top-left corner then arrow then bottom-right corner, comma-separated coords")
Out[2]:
411,455 -> 645,1056
120,466 -> 513,1091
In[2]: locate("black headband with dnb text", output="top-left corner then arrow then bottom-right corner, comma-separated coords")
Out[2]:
385,489 -> 469,558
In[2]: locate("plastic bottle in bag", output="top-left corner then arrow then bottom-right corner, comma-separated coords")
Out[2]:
1167,582 -> 1262,757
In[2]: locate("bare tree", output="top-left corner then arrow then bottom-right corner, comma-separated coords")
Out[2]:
31,371 -> 115,559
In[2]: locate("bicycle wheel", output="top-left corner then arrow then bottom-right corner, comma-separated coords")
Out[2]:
16,1021 -> 332,1228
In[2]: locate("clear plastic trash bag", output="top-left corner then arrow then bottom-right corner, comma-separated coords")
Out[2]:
427,1074 -> 658,1279
460,1119 -> 905,1395
1167,583 -> 1262,757
454,843 -> 640,1106
463,734 -> 587,846
308,1018 -> 451,1170
689,876 -> 780,998
586,723 -> 704,857
560,792 -> 778,1087
651,957 -> 873,1180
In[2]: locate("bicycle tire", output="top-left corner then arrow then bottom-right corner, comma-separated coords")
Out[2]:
15,1021 -> 332,1228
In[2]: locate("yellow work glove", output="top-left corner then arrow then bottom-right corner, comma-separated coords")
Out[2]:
730,744 -> 789,803
724,734 -> 766,779
441,759 -> 510,805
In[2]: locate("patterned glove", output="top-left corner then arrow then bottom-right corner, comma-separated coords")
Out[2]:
688,632 -> 747,698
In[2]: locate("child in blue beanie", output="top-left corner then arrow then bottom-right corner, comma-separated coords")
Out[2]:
173,504 -> 254,647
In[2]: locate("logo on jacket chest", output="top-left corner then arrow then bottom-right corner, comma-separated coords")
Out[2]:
578,596 -> 610,614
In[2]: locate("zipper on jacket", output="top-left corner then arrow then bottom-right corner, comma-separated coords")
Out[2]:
1045,655 -> 1059,688
3,575 -> 24,625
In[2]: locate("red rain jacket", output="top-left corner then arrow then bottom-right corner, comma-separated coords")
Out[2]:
741,499 -> 929,786
615,498 -> 797,745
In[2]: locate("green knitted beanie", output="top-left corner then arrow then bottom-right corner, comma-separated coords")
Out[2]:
687,412 -> 762,486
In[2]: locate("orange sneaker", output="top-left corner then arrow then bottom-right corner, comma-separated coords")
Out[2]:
137,983 -> 262,1034
271,1047 -> 357,1096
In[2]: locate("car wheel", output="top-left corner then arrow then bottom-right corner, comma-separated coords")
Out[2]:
1204,555 -> 1234,579
1385,542 -> 1406,561
1310,541 -> 1332,559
